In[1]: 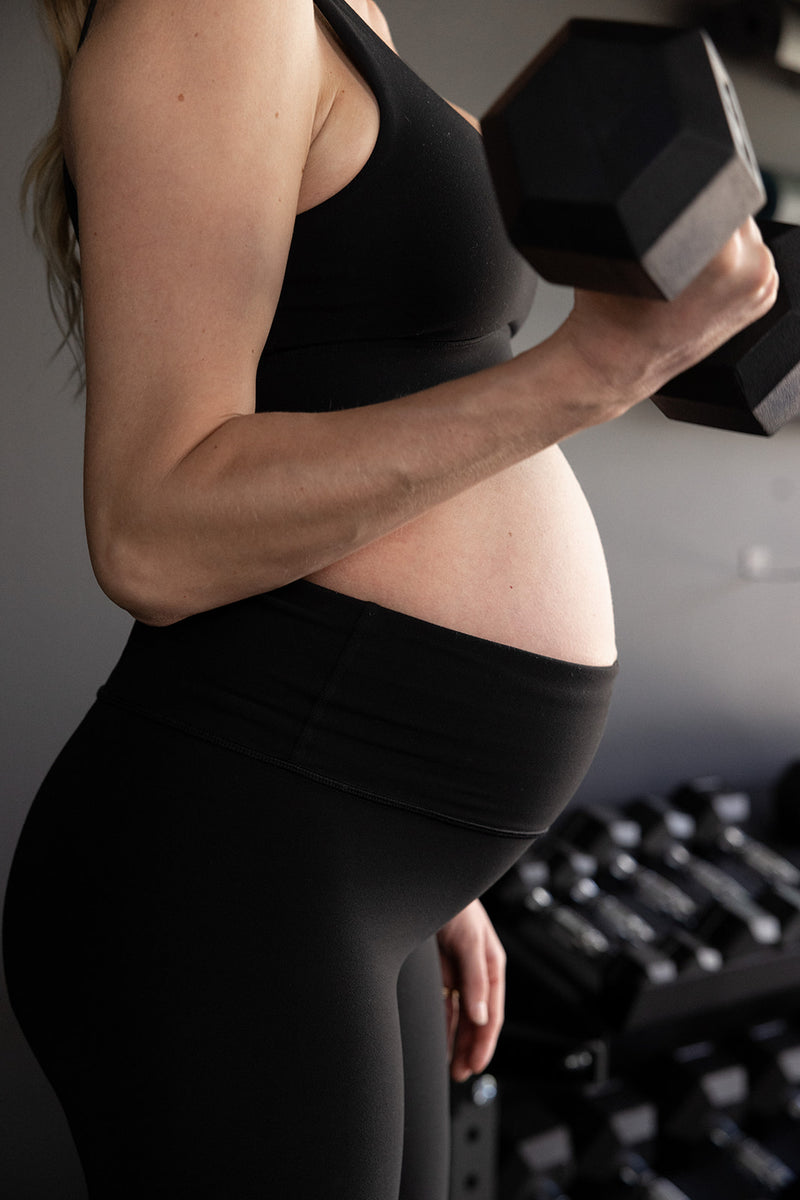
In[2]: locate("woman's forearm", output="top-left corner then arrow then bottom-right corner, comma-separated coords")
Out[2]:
88,334 -> 614,625
88,220 -> 779,627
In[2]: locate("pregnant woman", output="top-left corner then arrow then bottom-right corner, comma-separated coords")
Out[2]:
3,1 -> 776,1196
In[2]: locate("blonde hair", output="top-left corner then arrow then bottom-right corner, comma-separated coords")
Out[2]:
22,0 -> 91,376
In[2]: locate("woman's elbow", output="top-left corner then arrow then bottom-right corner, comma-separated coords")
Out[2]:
88,522 -> 193,627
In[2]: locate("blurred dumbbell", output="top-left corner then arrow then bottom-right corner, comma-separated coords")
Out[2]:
557,804 -> 700,931
622,796 -> 696,857
623,795 -> 782,955
555,1079 -> 692,1200
489,852 -> 553,911
515,883 -> 677,996
548,1079 -> 657,1181
562,799 -> 775,959
735,1018 -> 800,1124
545,835 -> 720,977
659,784 -> 800,943
501,1169 -> 574,1200
644,1041 -> 800,1196
572,1163 -> 693,1200
482,19 -> 800,435
500,1089 -> 576,1200
672,777 -> 800,888
773,761 -> 800,844
557,805 -> 641,860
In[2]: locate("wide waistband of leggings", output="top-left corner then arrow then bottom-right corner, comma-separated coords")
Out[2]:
97,580 -> 618,838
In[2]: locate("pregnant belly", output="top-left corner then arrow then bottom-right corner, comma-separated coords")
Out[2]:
306,446 -> 617,667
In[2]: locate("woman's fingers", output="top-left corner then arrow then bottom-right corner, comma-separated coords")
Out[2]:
438,901 -> 507,1082
561,216 -> 781,415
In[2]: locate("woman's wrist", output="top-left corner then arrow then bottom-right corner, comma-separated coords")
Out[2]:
501,325 -> 636,451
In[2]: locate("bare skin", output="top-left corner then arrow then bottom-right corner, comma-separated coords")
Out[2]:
63,0 -> 779,1075
65,0 -> 777,646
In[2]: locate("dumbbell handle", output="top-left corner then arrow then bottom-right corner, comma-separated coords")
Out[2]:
705,1114 -> 797,1194
616,1152 -> 692,1200
568,878 -> 664,949
669,783 -> 800,886
523,887 -> 611,957
522,887 -> 676,985
642,1182 -> 692,1200
607,852 -> 698,923
661,844 -> 782,944
719,826 -> 800,888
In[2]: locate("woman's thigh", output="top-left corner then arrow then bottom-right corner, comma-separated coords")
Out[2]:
397,937 -> 451,1200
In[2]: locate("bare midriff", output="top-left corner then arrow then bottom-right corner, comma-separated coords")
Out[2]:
307,446 -> 617,666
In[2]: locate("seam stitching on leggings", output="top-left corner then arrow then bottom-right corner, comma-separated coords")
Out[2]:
95,688 -> 542,840
286,600 -> 371,764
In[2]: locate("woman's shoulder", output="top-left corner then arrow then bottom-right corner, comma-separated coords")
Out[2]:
65,0 -> 320,148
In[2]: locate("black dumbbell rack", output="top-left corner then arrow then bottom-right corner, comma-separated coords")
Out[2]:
470,762 -> 800,1200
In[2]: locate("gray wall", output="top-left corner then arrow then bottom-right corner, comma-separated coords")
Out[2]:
1,0 -> 798,1192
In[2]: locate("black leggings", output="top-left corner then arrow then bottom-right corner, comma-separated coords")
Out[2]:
3,582 -> 616,1198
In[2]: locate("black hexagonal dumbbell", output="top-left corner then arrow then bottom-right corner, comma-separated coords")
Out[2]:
550,807 -> 720,972
621,795 -> 783,957
733,1017 -> 800,1126
640,1042 -> 800,1197
481,19 -> 800,436
545,1080 -> 696,1200
673,773 -> 800,877
772,760 -> 800,843
499,1088 -> 577,1200
660,780 -> 800,944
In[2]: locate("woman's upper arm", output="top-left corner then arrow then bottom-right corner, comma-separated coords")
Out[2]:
67,0 -> 320,487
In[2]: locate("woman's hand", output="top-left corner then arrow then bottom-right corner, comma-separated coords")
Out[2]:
436,899 -> 506,1082
557,217 -> 780,418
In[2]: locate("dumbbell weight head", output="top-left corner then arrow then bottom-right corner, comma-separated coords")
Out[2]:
738,1019 -> 800,1121
622,796 -> 696,855
668,776 -> 800,890
647,1045 -> 800,1195
670,776 -> 751,840
649,1043 -> 749,1137
549,1082 -> 658,1183
500,1089 -> 576,1197
482,19 -> 765,300
556,805 -> 642,860
772,759 -> 800,842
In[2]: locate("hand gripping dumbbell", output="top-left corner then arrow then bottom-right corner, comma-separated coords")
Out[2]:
482,19 -> 800,435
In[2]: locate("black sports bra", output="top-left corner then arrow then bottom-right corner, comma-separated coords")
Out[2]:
69,0 -> 536,413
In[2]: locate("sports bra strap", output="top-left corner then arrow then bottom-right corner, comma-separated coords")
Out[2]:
78,0 -> 97,49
